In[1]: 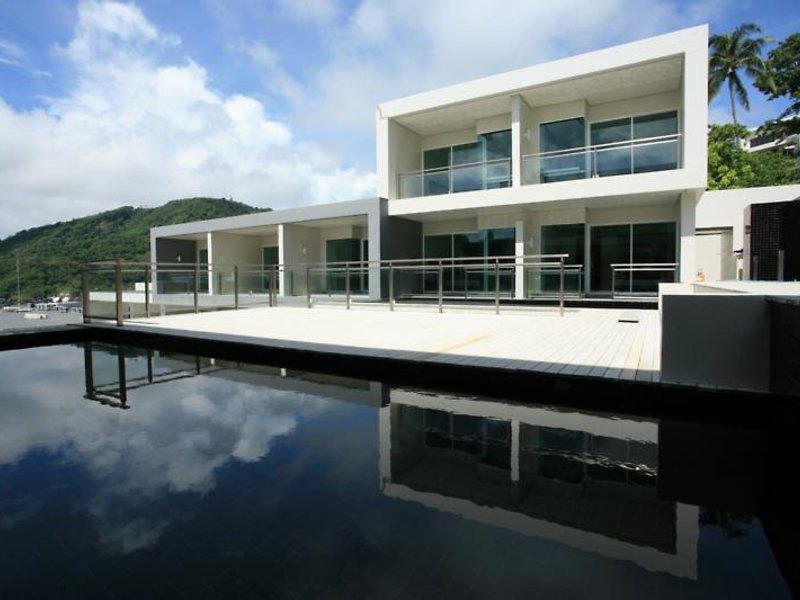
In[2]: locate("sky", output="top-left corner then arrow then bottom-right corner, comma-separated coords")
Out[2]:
0,0 -> 798,238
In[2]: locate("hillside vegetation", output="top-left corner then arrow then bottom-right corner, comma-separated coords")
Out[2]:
0,197 -> 264,301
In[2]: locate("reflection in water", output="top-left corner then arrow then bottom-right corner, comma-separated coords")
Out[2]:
381,391 -> 697,578
0,342 -> 793,598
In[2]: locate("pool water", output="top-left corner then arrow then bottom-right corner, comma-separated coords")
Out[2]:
0,343 -> 794,599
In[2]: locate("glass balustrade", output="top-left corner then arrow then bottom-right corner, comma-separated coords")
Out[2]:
397,158 -> 511,199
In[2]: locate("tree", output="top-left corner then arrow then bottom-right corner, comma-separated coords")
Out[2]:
756,32 -> 800,137
709,23 -> 774,125
707,123 -> 800,189
708,124 -> 755,189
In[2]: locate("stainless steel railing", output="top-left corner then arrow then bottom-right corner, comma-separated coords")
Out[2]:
81,254 -> 571,325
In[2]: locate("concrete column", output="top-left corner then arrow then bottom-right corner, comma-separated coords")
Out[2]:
515,220 -> 525,299
206,232 -> 214,296
511,95 -> 522,189
278,224 -> 286,297
680,191 -> 697,282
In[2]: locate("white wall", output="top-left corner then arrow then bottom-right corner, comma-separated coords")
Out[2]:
282,225 -> 322,266
380,117 -> 422,199
696,185 -> 800,252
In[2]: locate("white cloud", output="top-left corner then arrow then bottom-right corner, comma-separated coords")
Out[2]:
0,347 -> 332,553
272,0 -> 721,165
0,1 -> 375,238
277,0 -> 341,24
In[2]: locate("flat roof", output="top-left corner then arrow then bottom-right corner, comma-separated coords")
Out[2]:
378,25 -> 707,121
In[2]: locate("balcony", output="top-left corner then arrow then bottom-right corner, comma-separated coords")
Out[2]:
522,133 -> 681,185
398,158 -> 511,199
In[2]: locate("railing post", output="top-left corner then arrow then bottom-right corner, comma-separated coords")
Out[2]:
306,266 -> 312,308
81,266 -> 90,323
273,265 -> 278,306
144,264 -> 151,318
559,257 -> 565,318
611,267 -> 616,300
438,261 -> 443,314
495,258 -> 500,315
389,262 -> 394,311
115,258 -> 124,327
345,263 -> 351,310
234,265 -> 239,309
267,265 -> 274,307
193,263 -> 199,313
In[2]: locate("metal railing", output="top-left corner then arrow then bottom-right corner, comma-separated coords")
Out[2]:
81,254 -> 572,326
521,133 -> 681,185
398,157 -> 511,198
610,263 -> 679,298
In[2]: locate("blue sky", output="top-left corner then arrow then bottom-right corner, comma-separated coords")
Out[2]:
0,0 -> 798,237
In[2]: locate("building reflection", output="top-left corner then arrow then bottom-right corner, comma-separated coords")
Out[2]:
82,342 -> 388,410
379,390 -> 699,579
83,343 -> 788,585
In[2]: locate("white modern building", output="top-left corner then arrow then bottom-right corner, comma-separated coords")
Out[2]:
149,25 -> 799,305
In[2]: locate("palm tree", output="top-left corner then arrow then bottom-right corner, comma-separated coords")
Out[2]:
708,23 -> 773,125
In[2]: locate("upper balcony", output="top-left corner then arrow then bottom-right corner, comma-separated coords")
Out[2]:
377,25 -> 708,208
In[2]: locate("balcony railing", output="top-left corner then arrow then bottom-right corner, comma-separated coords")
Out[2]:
398,158 -> 511,199
522,133 -> 681,185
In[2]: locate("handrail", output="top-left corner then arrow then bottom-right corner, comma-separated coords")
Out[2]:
81,254 -> 573,323
522,133 -> 682,160
398,156 -> 511,177
610,262 -> 678,299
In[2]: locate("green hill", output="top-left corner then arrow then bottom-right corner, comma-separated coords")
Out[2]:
0,197 -> 265,302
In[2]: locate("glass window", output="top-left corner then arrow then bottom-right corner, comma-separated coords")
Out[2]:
326,238 -> 361,292
423,234 -> 451,259
423,147 -> 449,170
633,112 -> 679,174
631,222 -> 676,292
633,111 -> 678,139
539,118 -> 586,183
451,141 -> 480,166
482,130 -> 512,161
590,224 -> 631,293
541,224 -> 585,293
591,118 -> 632,178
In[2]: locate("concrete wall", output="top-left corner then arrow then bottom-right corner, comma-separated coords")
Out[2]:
383,217 -> 422,261
661,294 -> 771,392
695,185 -> 800,252
210,232 -> 261,267
380,117 -> 421,199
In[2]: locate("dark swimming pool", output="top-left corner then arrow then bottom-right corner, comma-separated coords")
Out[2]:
0,343 -> 794,599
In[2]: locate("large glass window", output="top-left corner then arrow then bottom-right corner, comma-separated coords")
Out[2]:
419,130 -> 512,196
539,118 -> 586,183
326,238 -> 362,292
423,228 -> 515,294
590,111 -> 678,177
262,246 -> 279,293
590,222 -> 676,293
541,224 -> 585,293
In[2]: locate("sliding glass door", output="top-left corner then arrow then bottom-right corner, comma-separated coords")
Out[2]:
590,223 -> 676,294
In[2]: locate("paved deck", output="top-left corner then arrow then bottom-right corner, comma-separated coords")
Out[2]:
120,304 -> 661,383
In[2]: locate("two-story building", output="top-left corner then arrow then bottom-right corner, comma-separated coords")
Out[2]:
148,25 -> 799,307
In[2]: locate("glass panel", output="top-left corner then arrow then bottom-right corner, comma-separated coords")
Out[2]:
633,111 -> 678,139
451,141 -> 480,166
633,139 -> 679,173
591,118 -> 632,177
453,231 -> 485,293
481,130 -> 511,161
539,118 -> 586,183
487,228 -> 515,293
633,112 -> 678,174
198,249 -> 209,293
541,224 -> 585,293
631,222 -> 676,293
399,172 -> 423,199
325,239 -> 360,293
423,170 -> 449,196
262,246 -> 279,293
590,225 -> 630,293
451,163 -> 483,193
424,235 -> 452,293
423,147 -> 450,170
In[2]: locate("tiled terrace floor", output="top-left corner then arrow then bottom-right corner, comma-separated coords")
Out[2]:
119,304 -> 661,383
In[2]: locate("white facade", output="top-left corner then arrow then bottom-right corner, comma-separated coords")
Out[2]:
149,25 -> 798,303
